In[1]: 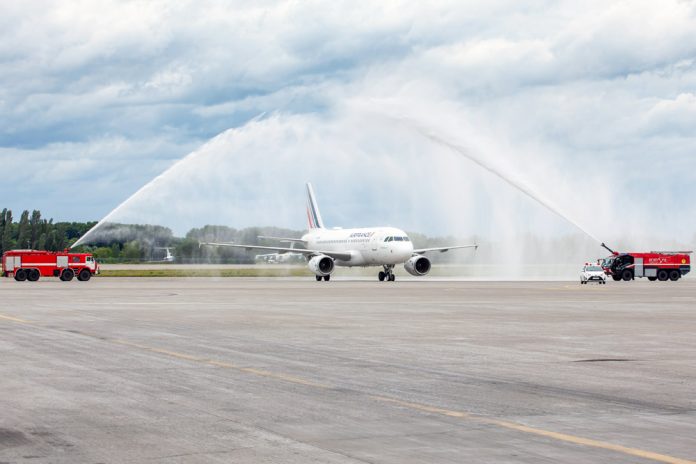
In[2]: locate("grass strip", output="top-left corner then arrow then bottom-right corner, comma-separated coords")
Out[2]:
98,268 -> 313,278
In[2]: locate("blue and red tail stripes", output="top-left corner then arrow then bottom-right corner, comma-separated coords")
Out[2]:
306,183 -> 325,230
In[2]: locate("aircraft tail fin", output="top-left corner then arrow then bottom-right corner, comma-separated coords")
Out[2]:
306,182 -> 325,230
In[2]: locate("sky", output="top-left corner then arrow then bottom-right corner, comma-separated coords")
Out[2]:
2,1 -> 696,249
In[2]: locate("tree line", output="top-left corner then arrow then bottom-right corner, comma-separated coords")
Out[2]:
0,208 -> 308,263
0,208 -> 96,255
1,208 -> 484,264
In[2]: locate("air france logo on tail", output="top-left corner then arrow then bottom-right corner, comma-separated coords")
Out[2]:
306,183 -> 325,230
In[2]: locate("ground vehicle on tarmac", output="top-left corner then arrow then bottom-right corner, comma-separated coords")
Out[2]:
580,263 -> 607,284
2,250 -> 99,282
600,243 -> 691,282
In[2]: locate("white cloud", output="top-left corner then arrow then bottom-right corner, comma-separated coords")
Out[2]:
1,0 -> 695,249
643,92 -> 696,134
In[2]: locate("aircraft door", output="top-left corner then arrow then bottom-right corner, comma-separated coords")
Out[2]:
378,236 -> 391,261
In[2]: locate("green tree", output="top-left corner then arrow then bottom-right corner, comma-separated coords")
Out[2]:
2,209 -> 14,253
38,233 -> 47,250
45,230 -> 56,251
16,210 -> 30,248
53,224 -> 68,250
29,210 -> 42,248
0,208 -> 6,255
174,238 -> 203,264
111,243 -> 121,259
122,240 -> 142,261
93,247 -> 113,261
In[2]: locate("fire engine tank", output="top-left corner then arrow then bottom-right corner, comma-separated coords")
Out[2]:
600,243 -> 691,282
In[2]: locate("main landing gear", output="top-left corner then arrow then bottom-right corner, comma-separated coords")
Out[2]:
378,265 -> 396,282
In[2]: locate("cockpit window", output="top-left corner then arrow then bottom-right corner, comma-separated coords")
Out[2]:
384,237 -> 392,242
403,237 -> 410,242
394,236 -> 403,241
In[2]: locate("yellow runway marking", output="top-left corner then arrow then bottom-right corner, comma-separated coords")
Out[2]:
0,313 -> 31,324
372,397 -> 695,464
372,396 -> 472,418
113,340 -> 695,464
2,313 -> 694,464
113,339 -> 331,389
483,419 -> 696,464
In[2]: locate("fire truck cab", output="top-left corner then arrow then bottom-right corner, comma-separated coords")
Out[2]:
600,243 -> 691,282
2,250 -> 99,282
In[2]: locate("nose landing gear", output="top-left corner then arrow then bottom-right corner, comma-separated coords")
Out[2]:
378,265 -> 396,282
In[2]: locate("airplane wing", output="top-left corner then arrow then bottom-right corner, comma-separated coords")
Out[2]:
200,242 -> 353,261
257,236 -> 307,243
413,244 -> 478,254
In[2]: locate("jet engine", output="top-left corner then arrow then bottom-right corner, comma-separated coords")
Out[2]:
308,255 -> 334,277
404,255 -> 431,276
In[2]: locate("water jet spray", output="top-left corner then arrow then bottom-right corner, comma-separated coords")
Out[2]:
386,115 -> 602,244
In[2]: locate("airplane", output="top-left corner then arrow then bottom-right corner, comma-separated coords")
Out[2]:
254,240 -> 305,264
201,183 -> 477,282
153,247 -> 175,262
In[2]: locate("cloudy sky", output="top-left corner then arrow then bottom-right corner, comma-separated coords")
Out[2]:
2,1 -> 696,246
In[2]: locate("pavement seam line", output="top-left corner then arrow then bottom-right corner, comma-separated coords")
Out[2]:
2,312 -> 694,464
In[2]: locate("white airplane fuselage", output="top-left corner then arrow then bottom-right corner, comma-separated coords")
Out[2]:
302,226 -> 414,267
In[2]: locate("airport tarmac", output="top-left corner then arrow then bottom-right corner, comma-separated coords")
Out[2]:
1,278 -> 695,463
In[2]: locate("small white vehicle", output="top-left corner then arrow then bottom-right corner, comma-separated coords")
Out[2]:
580,263 -> 607,284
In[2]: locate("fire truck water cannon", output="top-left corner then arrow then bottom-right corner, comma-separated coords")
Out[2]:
600,243 -> 691,282
2,249 -> 99,282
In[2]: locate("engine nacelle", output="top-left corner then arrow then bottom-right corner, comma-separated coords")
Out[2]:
308,255 -> 334,277
404,255 -> 431,276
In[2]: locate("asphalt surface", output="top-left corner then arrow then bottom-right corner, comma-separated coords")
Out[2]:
1,277 -> 695,463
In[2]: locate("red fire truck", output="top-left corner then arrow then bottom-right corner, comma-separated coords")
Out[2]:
600,243 -> 691,282
2,250 -> 99,282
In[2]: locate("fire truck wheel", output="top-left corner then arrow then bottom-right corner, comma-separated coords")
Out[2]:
621,269 -> 633,281
657,270 -> 669,281
77,269 -> 91,281
61,269 -> 75,282
669,270 -> 680,281
14,269 -> 27,281
648,276 -> 657,281
612,275 -> 621,281
27,269 -> 40,281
